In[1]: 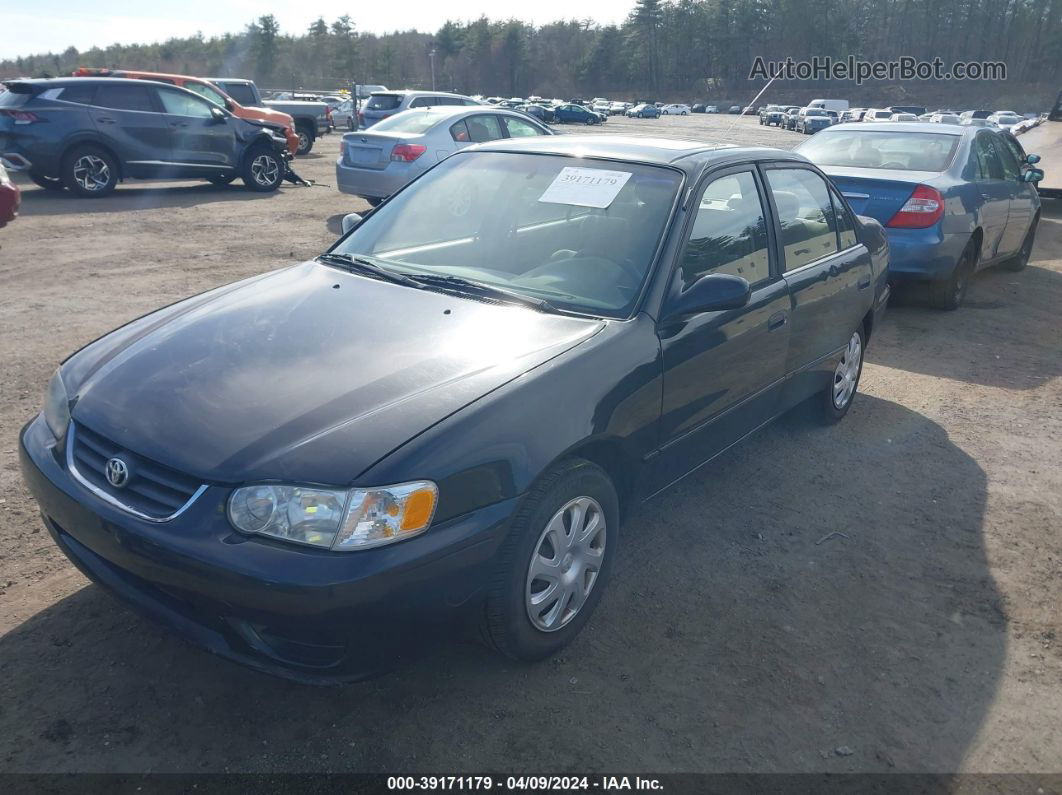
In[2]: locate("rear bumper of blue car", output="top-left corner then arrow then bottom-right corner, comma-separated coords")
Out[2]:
884,225 -> 968,281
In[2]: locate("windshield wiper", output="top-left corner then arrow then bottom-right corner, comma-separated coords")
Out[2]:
316,253 -> 422,289
407,273 -> 556,312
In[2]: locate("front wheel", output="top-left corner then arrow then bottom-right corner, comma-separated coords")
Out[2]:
240,145 -> 284,192
484,459 -> 618,662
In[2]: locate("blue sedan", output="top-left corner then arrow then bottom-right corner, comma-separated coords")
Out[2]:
552,103 -> 604,125
798,123 -> 1042,308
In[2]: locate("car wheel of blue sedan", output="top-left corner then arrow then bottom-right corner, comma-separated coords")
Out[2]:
930,240 -> 977,310
484,459 -> 618,661
1002,216 -> 1038,272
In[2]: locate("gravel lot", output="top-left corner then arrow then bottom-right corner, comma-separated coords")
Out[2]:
0,114 -> 1060,774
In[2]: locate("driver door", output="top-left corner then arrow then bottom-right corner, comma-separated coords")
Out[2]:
651,166 -> 790,493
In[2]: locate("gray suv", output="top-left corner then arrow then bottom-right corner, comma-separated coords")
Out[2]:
360,90 -> 481,128
0,78 -> 288,197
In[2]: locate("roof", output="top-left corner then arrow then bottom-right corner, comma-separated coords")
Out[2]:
467,134 -> 807,170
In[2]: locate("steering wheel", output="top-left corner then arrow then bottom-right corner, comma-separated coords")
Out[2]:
547,249 -> 643,285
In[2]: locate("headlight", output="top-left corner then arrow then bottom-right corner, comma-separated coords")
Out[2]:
43,369 -> 71,441
228,481 -> 438,551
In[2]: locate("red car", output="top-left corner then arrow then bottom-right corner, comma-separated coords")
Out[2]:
0,161 -> 20,228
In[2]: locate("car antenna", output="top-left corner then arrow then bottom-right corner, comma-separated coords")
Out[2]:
724,75 -> 778,136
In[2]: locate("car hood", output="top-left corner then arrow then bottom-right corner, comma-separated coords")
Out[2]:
63,262 -> 603,486
243,105 -> 294,128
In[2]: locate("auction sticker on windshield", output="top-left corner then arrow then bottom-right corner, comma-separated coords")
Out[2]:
538,167 -> 633,208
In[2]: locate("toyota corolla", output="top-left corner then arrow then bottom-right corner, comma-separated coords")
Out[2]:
20,136 -> 889,681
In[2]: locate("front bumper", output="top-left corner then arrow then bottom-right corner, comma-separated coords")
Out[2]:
19,415 -> 518,682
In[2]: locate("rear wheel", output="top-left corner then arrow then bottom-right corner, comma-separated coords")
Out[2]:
294,123 -> 314,155
1002,217 -> 1037,272
240,145 -> 284,192
929,240 -> 977,310
808,327 -> 865,425
484,459 -> 617,662
61,145 -> 118,198
28,172 -> 65,192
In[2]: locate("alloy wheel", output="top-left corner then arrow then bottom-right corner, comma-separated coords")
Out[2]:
72,155 -> 111,192
250,154 -> 279,187
525,496 -> 606,632
832,332 -> 862,409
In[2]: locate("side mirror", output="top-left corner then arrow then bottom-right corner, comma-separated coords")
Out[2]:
1023,168 -> 1044,183
210,106 -> 227,123
341,212 -> 364,234
664,273 -> 751,320
1026,153 -> 1041,165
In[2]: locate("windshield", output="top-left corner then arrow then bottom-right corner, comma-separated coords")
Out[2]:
371,110 -> 448,134
332,152 -> 682,318
806,109 -> 827,116
800,130 -> 960,171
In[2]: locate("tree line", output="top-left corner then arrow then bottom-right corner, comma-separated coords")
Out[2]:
3,0 -> 1060,109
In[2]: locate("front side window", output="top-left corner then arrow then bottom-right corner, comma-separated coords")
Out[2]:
333,152 -> 682,317
157,88 -> 213,118
678,170 -> 770,289
766,168 -> 840,271
503,116 -> 546,138
182,81 -> 228,108
94,84 -> 155,112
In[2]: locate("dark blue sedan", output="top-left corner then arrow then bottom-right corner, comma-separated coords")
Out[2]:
21,136 -> 888,681
552,103 -> 604,124
798,122 -> 1042,309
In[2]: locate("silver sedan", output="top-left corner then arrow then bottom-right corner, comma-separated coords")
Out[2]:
336,106 -> 553,205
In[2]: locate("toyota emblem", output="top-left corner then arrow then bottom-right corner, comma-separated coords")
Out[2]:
105,457 -> 130,488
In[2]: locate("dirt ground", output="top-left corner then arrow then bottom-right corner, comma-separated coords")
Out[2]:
0,115 -> 1059,774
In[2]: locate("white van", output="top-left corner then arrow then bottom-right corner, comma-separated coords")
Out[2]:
808,99 -> 850,113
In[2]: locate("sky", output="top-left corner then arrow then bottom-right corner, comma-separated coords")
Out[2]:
2,0 -> 631,60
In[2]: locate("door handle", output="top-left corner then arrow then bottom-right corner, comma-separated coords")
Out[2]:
171,122 -> 190,128
858,274 -> 872,289
96,116 -> 116,124
768,311 -> 788,331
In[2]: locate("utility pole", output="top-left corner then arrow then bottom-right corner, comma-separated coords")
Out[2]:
429,48 -> 437,91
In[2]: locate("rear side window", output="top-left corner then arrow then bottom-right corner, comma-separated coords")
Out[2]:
973,133 -> 1004,179
449,120 -> 470,142
157,88 -> 213,118
766,168 -> 840,271
466,115 -> 503,142
94,84 -> 155,112
370,110 -> 445,134
366,94 -> 402,111
830,191 -> 859,249
59,84 -> 96,105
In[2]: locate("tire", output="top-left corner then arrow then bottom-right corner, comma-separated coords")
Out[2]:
206,173 -> 237,186
483,459 -> 618,662
28,172 -> 65,192
1002,216 -> 1037,272
240,145 -> 284,192
929,239 -> 977,310
682,111 -> 688,116
294,123 -> 314,155
61,145 -> 118,198
808,327 -> 865,425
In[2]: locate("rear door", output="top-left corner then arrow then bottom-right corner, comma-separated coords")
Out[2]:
153,86 -> 238,171
763,164 -> 872,398
88,83 -> 170,175
651,166 -> 790,492
970,131 -> 1011,262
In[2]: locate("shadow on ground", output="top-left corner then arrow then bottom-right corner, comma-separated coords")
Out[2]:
868,198 -> 1062,389
0,396 -> 1001,774
13,181 -> 281,215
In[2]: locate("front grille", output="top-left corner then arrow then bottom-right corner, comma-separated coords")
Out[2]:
69,423 -> 204,520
